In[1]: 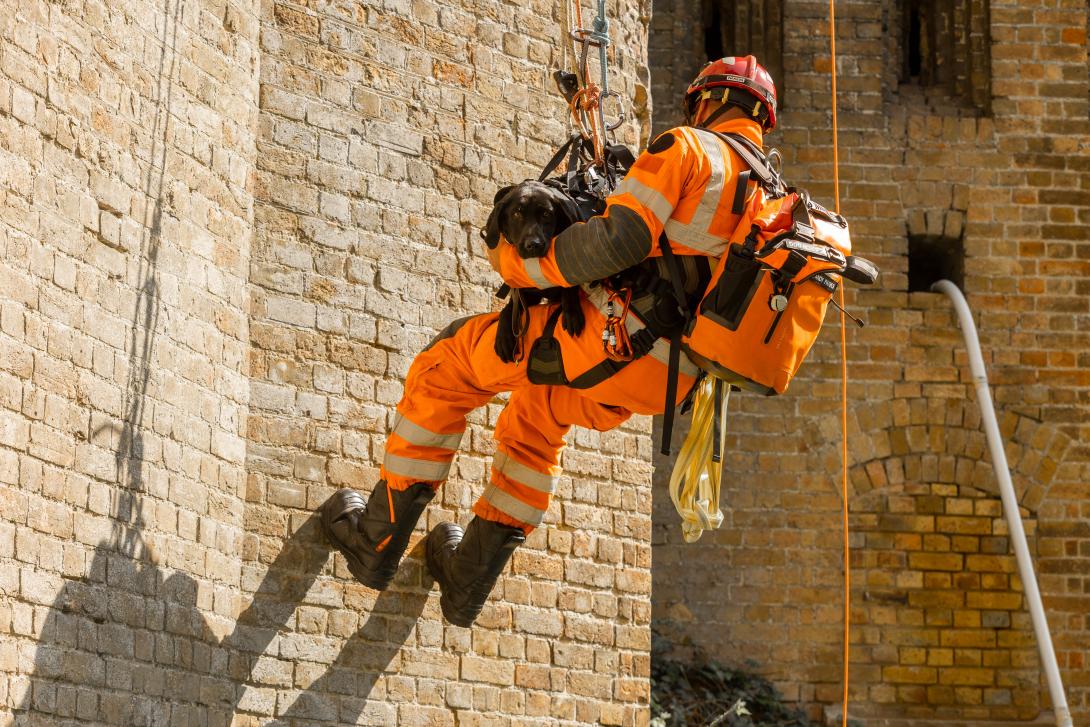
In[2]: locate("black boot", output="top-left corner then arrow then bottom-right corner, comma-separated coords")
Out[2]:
320,482 -> 434,591
425,516 -> 525,627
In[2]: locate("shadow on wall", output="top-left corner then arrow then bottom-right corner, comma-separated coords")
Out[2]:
14,0 -> 428,722
13,515 -> 429,725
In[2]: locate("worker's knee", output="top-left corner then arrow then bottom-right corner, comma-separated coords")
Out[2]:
547,387 -> 632,432
422,315 -> 475,353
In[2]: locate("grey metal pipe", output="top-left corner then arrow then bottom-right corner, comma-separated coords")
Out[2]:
931,279 -> 1072,727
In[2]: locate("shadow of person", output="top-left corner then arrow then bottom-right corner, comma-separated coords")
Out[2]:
13,514 -> 329,726
275,540 -> 432,725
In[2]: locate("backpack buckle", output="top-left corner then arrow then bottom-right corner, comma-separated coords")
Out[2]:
793,221 -> 815,243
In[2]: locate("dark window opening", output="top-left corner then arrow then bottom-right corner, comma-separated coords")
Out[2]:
704,3 -> 724,62
906,1 -> 922,78
700,1 -> 785,106
908,234 -> 964,292
897,0 -> 990,114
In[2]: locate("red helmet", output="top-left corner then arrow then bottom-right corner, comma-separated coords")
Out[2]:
685,55 -> 778,130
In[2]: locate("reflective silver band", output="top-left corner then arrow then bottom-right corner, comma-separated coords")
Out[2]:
663,220 -> 731,255
615,177 -> 674,225
523,258 -> 553,289
481,484 -> 546,526
392,413 -> 464,451
688,130 -> 727,229
493,451 -> 558,494
383,451 -> 452,481
585,286 -> 700,378
663,129 -> 731,255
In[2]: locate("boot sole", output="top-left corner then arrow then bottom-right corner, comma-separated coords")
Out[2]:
320,488 -> 392,591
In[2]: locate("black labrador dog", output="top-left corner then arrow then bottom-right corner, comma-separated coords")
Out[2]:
483,181 -> 586,362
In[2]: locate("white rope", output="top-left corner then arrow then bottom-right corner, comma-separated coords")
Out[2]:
668,376 -> 729,542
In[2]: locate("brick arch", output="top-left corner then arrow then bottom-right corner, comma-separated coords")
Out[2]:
804,397 -> 1074,513
800,399 -> 1079,721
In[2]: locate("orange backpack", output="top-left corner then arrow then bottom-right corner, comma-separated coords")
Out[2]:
676,131 -> 877,394
657,131 -> 877,451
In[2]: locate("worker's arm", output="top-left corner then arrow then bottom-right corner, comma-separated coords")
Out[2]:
491,129 -> 694,289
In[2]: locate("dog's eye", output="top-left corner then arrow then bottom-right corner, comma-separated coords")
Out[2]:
512,209 -> 522,219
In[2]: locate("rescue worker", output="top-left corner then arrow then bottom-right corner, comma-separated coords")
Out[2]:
320,56 -> 779,627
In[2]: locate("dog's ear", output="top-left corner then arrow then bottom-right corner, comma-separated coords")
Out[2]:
545,186 -> 582,234
483,185 -> 516,249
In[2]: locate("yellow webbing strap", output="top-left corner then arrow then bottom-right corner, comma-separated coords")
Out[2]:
668,375 -> 729,542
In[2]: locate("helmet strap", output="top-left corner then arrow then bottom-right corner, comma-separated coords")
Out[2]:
695,87 -> 771,131
696,97 -> 734,129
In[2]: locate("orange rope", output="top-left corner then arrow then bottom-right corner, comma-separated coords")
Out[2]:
828,1 -> 850,725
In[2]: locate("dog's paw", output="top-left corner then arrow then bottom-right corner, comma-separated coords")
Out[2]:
495,330 -> 519,363
495,303 -> 519,363
561,296 -> 586,337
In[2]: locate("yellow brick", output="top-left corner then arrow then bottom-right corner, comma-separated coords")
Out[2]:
908,552 -> 964,571
883,666 -> 937,684
965,591 -> 1024,610
939,668 -> 996,686
940,630 -> 996,648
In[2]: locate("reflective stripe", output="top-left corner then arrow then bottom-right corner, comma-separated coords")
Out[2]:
383,451 -> 452,481
481,484 -> 547,526
493,451 -> 558,494
392,413 -> 464,450
615,177 -> 673,225
523,258 -> 553,289
586,287 -> 700,378
664,129 -> 731,255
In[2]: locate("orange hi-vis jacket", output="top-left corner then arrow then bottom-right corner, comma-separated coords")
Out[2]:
380,117 -> 762,531
492,117 -> 765,288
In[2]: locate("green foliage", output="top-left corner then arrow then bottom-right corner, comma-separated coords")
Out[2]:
651,634 -> 817,727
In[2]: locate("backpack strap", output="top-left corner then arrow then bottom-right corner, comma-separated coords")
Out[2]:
703,129 -> 786,198
656,232 -> 693,456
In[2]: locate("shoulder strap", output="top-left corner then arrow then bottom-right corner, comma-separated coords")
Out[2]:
703,130 -> 786,197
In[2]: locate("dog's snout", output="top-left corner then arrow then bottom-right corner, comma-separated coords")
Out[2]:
517,236 -> 549,259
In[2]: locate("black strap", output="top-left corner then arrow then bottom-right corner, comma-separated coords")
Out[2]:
538,134 -> 579,181
567,357 -> 630,389
696,99 -> 736,130
656,233 -> 690,318
565,328 -> 659,389
731,169 -> 751,214
655,233 -> 692,456
704,130 -> 785,197
711,378 -> 723,464
661,330 -> 682,456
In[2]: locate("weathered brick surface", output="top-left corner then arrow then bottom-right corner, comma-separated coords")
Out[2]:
650,0 -> 1089,724
2,0 -> 654,725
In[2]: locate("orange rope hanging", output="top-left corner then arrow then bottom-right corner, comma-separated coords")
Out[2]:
827,1 -> 851,725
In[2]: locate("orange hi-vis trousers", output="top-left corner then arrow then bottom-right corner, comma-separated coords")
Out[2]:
380,292 -> 700,531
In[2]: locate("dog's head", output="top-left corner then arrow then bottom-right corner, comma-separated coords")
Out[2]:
483,181 -> 581,259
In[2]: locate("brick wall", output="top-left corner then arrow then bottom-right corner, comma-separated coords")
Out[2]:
0,0 -> 260,722
1,0 -> 656,725
244,1 -> 653,724
649,0 -> 1090,724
